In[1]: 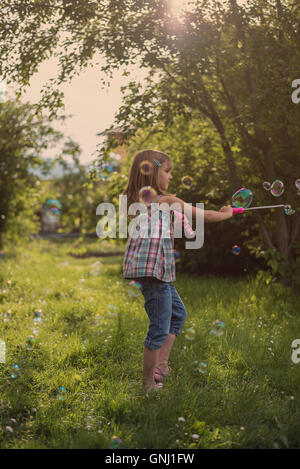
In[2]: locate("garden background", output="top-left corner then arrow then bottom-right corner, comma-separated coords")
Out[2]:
0,0 -> 300,449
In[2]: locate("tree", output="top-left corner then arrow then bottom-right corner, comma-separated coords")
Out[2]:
1,0 -> 299,282
0,99 -> 77,248
50,152 -> 111,235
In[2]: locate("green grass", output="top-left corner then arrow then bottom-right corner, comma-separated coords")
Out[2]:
0,238 -> 300,449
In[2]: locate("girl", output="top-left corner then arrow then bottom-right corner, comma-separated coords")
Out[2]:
122,149 -> 233,392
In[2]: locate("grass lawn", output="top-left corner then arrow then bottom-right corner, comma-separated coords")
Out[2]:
0,238 -> 300,449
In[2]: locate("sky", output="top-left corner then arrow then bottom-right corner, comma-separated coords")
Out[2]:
5,57 -> 148,166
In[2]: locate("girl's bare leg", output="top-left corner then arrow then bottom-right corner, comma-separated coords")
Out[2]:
158,333 -> 176,374
143,347 -> 160,390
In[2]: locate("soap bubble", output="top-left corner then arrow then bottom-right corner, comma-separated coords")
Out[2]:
285,209 -> 295,215
173,250 -> 180,260
232,245 -> 241,255
181,176 -> 193,189
185,327 -> 196,340
25,336 -> 36,350
107,304 -> 117,318
97,162 -> 115,180
295,179 -> 300,190
105,164 -> 114,173
128,253 -> 139,266
210,320 -> 225,336
139,186 -> 157,205
94,314 -> 103,325
56,386 -> 66,401
109,436 -> 122,449
270,180 -> 284,197
263,181 -> 271,190
132,280 -> 142,289
128,280 -> 142,297
89,268 -> 101,277
139,160 -> 153,176
196,362 -> 208,374
33,310 -> 43,323
10,364 -> 21,379
232,188 -> 253,209
284,205 -> 293,215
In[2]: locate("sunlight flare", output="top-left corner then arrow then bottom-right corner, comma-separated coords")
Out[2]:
169,0 -> 193,17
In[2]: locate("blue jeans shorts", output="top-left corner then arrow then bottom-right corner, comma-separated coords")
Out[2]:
137,277 -> 187,350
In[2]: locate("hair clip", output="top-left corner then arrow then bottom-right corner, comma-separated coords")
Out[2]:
153,158 -> 161,167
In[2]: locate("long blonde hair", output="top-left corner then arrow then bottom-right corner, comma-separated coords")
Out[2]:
123,149 -> 174,210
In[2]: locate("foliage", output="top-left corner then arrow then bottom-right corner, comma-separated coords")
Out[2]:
42,151 -> 125,241
106,0 -> 300,281
1,0 -> 299,283
0,99 -> 65,248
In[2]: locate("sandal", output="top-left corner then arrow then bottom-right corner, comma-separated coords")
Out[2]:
154,365 -> 171,383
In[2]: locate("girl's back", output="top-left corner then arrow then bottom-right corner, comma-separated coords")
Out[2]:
123,194 -> 176,283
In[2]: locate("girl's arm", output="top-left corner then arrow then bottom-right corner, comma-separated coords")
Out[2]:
157,195 -> 233,222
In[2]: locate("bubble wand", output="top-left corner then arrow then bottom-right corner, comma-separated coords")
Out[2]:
231,187 -> 291,215
233,204 -> 286,214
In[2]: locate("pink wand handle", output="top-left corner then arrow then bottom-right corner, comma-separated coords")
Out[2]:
233,207 -> 245,214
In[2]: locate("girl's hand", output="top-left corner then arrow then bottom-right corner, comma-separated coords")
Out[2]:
219,205 -> 233,217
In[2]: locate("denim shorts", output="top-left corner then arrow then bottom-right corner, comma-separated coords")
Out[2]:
137,277 -> 187,350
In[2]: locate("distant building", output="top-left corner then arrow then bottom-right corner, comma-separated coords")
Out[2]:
41,200 -> 62,233
41,212 -> 59,233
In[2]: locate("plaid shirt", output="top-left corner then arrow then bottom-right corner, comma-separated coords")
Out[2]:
123,198 -> 176,282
